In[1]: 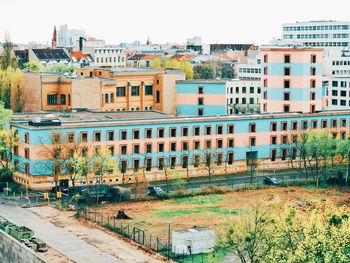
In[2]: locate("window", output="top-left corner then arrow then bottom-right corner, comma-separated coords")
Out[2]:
216,153 -> 223,165
182,155 -> 188,169
120,160 -> 127,173
284,67 -> 290,76
205,126 -> 212,135
228,125 -> 234,134
263,54 -> 268,63
281,122 -> 287,131
332,81 -> 338,87
281,135 -> 288,144
194,141 -> 200,150
170,128 -> 177,137
263,79 -> 267,87
311,120 -> 318,129
133,144 -> 140,154
228,138 -> 234,147
81,132 -> 88,142
182,141 -> 189,151
310,104 -> 316,113
198,86 -> 204,94
194,155 -> 200,167
284,54 -> 291,63
310,67 -> 316,76
194,126 -> 200,136
263,91 -> 267,100
271,122 -> 277,131
110,93 -> 114,103
341,119 -> 347,127
206,140 -> 212,149
249,123 -> 256,133
120,145 -> 127,155
198,108 -> 204,116
271,149 -> 276,161
283,104 -> 290,113
158,143 -> 164,152
332,119 -> 337,128
25,163 -> 30,175
284,80 -> 290,88
116,87 -> 126,96
198,97 -> 204,105
263,67 -> 268,75
24,133 -> 30,144
281,148 -> 287,161
322,120 -> 328,128
145,129 -> 152,139
271,136 -> 277,145
284,92 -> 290,101
52,133 -> 61,143
242,87 -> 246,93
158,128 -> 164,138
47,94 -> 58,105
108,146 -> 115,155
311,54 -> 317,63
217,139 -> 223,148
249,137 -> 256,146
24,148 -> 30,159
170,157 -> 176,169
310,79 -> 316,88
250,87 -> 254,94
146,144 -> 152,153
310,92 -> 316,100
170,142 -> 177,151
94,132 -> 101,142
158,158 -> 164,170
228,152 -> 234,165
131,86 -> 140,96
107,131 -> 114,141
146,158 -> 152,171
145,85 -> 153,95
302,120 -> 308,130
156,91 -> 160,103
217,125 -> 223,135
104,94 -> 109,103
133,130 -> 140,139
60,94 -> 66,105
67,133 -> 75,143
182,127 -> 189,137
120,130 -> 127,140
133,159 -> 140,172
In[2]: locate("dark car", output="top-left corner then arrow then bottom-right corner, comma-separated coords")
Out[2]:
148,186 -> 165,197
263,176 -> 281,186
105,186 -> 131,202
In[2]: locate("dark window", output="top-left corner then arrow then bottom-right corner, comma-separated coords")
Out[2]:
107,131 -> 114,141
120,160 -> 127,173
284,67 -> 290,76
311,92 -> 316,100
283,105 -> 290,112
310,79 -> 316,88
24,148 -> 30,159
322,120 -> 328,128
198,108 -> 204,116
146,144 -> 152,153
263,54 -> 268,63
145,129 -> 152,139
249,123 -> 256,133
341,119 -> 347,127
158,158 -> 164,170
133,144 -> 140,154
60,94 -> 66,105
332,119 -> 337,128
182,127 -> 189,137
198,86 -> 204,94
47,94 -> 58,105
284,80 -> 290,88
121,145 -> 127,154
133,130 -> 140,139
281,122 -> 287,131
310,67 -> 316,76
217,139 -> 223,148
284,92 -> 290,101
281,148 -> 287,161
302,121 -> 308,129
217,125 -> 223,135
271,149 -> 276,161
271,136 -> 277,145
312,120 -> 318,129
194,127 -> 200,136
81,132 -> 88,142
182,155 -> 188,169
146,158 -> 152,171
170,142 -> 177,151
311,54 -> 317,63
206,140 -> 211,149
145,85 -> 153,95
194,155 -> 200,167
156,91 -> 160,103
170,128 -> 177,137
281,135 -> 288,144
194,141 -> 200,150
120,130 -> 127,140
158,129 -> 164,138
284,54 -> 290,63
250,137 -> 256,146
133,159 -> 140,172
158,143 -> 164,152
271,122 -> 277,131
228,138 -> 234,147
228,125 -> 234,134
198,97 -> 204,105
116,87 -> 126,96
205,126 -> 211,135
242,87 -> 246,93
228,152 -> 234,165
249,87 -> 254,94
131,86 -> 140,96
104,94 -> 109,103
182,142 -> 189,151
292,121 -> 297,130
170,157 -> 176,169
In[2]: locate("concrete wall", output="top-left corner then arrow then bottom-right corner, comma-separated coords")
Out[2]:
0,230 -> 46,263
71,78 -> 101,109
22,73 -> 42,112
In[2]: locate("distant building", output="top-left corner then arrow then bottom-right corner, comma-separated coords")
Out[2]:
226,79 -> 261,114
127,54 -> 160,68
325,76 -> 350,110
57,24 -> 86,49
51,26 -> 57,48
210,44 -> 253,53
260,47 -> 324,113
70,51 -> 94,68
28,48 -> 71,67
176,80 -> 227,116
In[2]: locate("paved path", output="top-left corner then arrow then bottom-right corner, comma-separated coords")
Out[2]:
0,199 -> 163,263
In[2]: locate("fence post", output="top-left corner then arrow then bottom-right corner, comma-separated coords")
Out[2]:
101,214 -> 103,225
107,216 -> 110,227
114,217 -> 116,228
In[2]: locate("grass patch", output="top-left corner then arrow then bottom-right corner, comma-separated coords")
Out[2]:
152,206 -> 239,218
167,195 -> 223,205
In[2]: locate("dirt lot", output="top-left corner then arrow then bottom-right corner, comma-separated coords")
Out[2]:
94,186 -> 350,238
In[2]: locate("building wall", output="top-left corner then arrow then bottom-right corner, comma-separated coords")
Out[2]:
71,78 -> 101,109
12,111 -> 350,190
261,48 -> 324,113
176,81 -> 227,116
326,77 -> 350,110
21,73 -> 42,112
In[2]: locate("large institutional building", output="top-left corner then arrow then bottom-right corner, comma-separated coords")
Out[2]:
10,46 -> 350,190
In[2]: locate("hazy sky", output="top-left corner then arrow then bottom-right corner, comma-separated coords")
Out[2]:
1,0 -> 350,45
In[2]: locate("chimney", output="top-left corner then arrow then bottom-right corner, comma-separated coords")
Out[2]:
79,37 -> 85,52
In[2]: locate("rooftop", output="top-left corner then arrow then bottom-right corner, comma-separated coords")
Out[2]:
31,48 -> 70,61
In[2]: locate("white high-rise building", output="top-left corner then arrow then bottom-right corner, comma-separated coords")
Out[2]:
57,25 -> 86,49
282,20 -> 350,49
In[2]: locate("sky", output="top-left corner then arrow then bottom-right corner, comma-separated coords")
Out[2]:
0,0 -> 350,45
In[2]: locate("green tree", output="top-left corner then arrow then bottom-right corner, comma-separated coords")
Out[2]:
151,58 -> 161,69
10,68 -> 23,112
0,33 -> 17,70
45,64 -> 76,73
193,63 -> 215,79
23,61 -> 43,72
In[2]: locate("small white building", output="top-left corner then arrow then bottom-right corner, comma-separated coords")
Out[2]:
172,227 -> 215,256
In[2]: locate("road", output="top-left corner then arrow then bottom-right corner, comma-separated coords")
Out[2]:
0,198 -> 164,263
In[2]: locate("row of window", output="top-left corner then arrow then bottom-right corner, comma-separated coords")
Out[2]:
267,118 -> 346,132
263,79 -> 317,89
283,33 -> 349,39
304,42 -> 348,47
283,25 -> 349,31
94,49 -> 122,54
47,94 -> 71,106
263,66 -> 317,76
238,68 -> 261,74
332,60 -> 350,66
331,99 -> 350,107
331,89 -> 350,97
263,54 -> 317,64
227,97 -> 258,105
332,70 -> 350,76
96,56 -> 124,64
226,86 -> 261,94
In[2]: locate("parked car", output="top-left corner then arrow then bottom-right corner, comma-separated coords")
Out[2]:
263,176 -> 281,186
148,186 -> 165,197
31,238 -> 48,252
105,186 -> 131,202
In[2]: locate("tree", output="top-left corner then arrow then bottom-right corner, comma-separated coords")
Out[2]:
0,68 -> 11,108
23,61 -> 43,72
0,102 -> 12,129
67,150 -> 85,188
45,64 -> 76,73
10,68 -> 23,112
151,58 -> 161,69
201,150 -> 216,185
151,58 -> 194,79
179,60 -> 194,80
0,129 -> 18,177
193,63 -> 215,79
220,62 -> 234,79
0,33 -> 17,70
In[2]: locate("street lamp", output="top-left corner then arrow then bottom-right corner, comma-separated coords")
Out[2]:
166,220 -> 175,260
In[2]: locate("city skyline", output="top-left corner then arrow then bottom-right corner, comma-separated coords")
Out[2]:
1,0 -> 350,45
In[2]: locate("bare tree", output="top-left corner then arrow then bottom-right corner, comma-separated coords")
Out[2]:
201,149 -> 217,185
